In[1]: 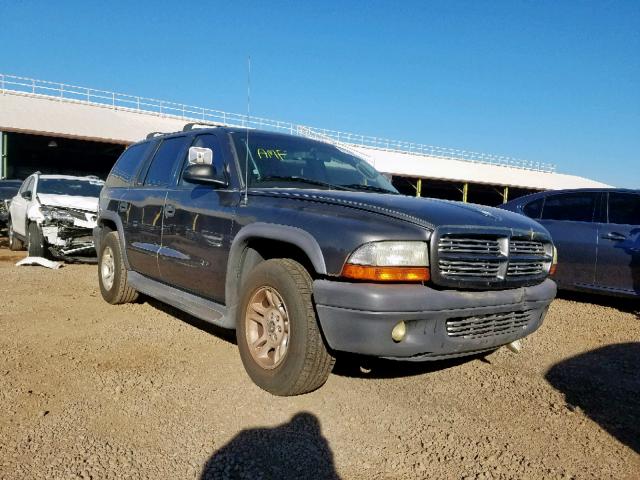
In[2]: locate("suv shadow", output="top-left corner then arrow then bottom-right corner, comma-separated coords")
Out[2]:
545,342 -> 640,453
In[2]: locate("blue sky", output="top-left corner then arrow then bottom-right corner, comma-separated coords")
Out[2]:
1,0 -> 638,187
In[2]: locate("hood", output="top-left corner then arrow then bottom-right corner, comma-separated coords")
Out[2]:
251,189 -> 546,233
37,194 -> 99,213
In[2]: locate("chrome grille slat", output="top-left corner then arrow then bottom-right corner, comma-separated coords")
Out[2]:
436,234 -> 548,282
446,310 -> 532,339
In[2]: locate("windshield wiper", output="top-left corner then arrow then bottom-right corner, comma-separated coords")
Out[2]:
340,184 -> 398,194
255,176 -> 351,191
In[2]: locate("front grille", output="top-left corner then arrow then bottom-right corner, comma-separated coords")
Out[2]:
507,261 -> 544,276
434,231 -> 551,288
446,310 -> 532,339
439,259 -> 501,278
510,240 -> 545,255
438,237 -> 500,255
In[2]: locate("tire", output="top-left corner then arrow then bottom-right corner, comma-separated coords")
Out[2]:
98,231 -> 138,304
236,258 -> 335,396
27,222 -> 46,257
8,218 -> 24,251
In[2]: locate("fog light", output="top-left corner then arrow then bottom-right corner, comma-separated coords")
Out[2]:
391,321 -> 407,343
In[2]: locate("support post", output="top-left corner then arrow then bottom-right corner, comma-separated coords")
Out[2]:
503,186 -> 509,204
416,178 -> 422,197
0,131 -> 6,179
462,182 -> 468,203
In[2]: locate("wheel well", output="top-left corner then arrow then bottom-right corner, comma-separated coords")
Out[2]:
226,238 -> 320,317
99,218 -> 117,233
245,238 -> 317,277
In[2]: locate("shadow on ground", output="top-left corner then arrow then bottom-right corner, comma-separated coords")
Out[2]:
557,290 -> 639,316
142,296 -> 237,345
545,342 -> 640,454
332,352 -> 482,379
200,412 -> 340,480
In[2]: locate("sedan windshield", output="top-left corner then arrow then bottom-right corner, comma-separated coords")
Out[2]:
38,178 -> 104,197
231,132 -> 398,194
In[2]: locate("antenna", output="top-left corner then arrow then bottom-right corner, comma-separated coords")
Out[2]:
243,56 -> 251,206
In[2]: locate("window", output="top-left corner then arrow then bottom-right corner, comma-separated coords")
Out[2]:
608,192 -> 640,225
181,134 -> 226,185
522,198 -> 543,219
108,142 -> 152,186
38,178 -> 104,197
19,177 -> 33,195
541,192 -> 597,222
144,137 -> 189,187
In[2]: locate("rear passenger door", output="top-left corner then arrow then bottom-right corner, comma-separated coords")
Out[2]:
595,192 -> 640,294
538,192 -> 600,288
159,133 -> 239,303
122,136 -> 190,280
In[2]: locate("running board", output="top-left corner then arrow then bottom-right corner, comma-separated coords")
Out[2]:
127,271 -> 234,329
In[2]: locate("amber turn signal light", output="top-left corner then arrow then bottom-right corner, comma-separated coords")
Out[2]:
549,264 -> 557,276
342,264 -> 430,282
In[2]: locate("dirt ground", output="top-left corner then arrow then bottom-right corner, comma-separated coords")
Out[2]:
0,243 -> 638,480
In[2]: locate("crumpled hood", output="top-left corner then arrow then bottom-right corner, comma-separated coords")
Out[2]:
37,194 -> 99,213
252,189 -> 547,233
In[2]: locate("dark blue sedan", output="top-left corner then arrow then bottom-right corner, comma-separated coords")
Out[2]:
501,189 -> 640,298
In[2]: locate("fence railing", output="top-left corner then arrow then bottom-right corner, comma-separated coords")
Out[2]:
0,73 -> 556,173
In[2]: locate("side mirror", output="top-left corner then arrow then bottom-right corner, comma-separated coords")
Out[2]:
21,191 -> 32,200
183,164 -> 227,187
188,146 -> 213,166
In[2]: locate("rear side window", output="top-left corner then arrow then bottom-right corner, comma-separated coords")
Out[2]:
541,192 -> 598,222
107,142 -> 152,187
608,192 -> 640,225
522,198 -> 543,219
144,137 -> 189,187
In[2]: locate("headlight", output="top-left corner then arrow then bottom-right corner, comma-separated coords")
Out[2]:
40,206 -> 75,222
342,241 -> 430,282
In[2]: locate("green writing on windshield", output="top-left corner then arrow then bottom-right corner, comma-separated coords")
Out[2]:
257,148 -> 287,160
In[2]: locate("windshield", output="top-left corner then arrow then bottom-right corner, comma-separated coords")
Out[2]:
38,178 -> 104,197
231,132 -> 398,194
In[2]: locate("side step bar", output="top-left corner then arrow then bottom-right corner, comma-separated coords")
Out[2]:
127,271 -> 234,329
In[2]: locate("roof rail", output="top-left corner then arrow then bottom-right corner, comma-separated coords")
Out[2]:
145,131 -> 166,139
183,122 -> 218,131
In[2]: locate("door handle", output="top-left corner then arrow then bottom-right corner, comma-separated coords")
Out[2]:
164,204 -> 176,218
601,231 -> 626,241
118,201 -> 128,213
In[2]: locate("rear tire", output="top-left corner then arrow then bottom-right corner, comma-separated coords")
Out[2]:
98,231 -> 138,304
237,258 -> 335,396
27,222 -> 46,257
8,218 -> 24,251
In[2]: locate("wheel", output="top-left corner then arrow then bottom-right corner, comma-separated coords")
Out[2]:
8,218 -> 24,251
236,258 -> 335,396
98,231 -> 138,304
27,222 -> 46,257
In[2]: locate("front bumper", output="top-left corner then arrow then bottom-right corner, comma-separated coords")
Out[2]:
313,278 -> 557,360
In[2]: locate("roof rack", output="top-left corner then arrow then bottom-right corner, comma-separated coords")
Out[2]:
183,122 -> 219,132
146,131 -> 168,139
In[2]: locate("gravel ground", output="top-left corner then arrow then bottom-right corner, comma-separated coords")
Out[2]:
0,244 -> 638,479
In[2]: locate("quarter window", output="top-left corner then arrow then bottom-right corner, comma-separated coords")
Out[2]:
108,142 -> 153,186
608,192 -> 640,225
541,193 -> 598,222
144,137 -> 189,187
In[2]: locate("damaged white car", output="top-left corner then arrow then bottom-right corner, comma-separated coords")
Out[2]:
8,173 -> 104,262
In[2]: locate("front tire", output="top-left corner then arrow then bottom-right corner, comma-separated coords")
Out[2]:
237,258 -> 335,396
27,222 -> 45,257
98,231 -> 138,304
8,218 -> 24,251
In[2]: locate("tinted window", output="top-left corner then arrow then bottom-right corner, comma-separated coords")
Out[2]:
38,178 -> 104,197
144,137 -> 189,187
108,142 -> 152,186
522,198 -> 543,219
181,134 -> 226,185
541,193 -> 597,222
608,192 -> 640,225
